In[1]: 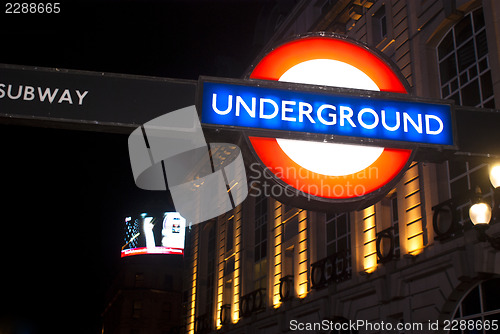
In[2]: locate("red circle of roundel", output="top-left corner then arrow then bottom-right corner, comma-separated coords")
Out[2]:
248,36 -> 413,199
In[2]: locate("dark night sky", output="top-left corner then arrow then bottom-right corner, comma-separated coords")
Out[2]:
0,1 -> 270,333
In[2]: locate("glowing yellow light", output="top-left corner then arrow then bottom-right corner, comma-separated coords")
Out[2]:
407,235 -> 423,255
232,209 -> 241,325
363,254 -> 377,273
296,210 -> 309,299
408,248 -> 423,256
362,206 -> 377,273
489,164 -> 500,188
298,284 -> 308,298
273,202 -> 283,308
188,227 -> 199,334
469,202 -> 492,225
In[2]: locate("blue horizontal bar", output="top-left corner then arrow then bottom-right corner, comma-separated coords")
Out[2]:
201,81 -> 454,147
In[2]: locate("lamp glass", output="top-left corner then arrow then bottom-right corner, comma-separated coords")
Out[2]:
469,202 -> 492,225
489,164 -> 500,188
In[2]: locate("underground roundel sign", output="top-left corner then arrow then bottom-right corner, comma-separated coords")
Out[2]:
246,34 -> 413,211
199,33 -> 454,211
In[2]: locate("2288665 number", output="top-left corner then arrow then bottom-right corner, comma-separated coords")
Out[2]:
443,319 -> 498,331
5,3 -> 60,14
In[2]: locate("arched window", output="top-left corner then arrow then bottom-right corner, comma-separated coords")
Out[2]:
437,8 -> 494,108
437,7 -> 495,228
450,278 -> 500,333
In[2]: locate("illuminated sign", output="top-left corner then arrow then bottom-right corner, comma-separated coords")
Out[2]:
200,78 -> 453,147
121,212 -> 186,257
198,34 -> 443,210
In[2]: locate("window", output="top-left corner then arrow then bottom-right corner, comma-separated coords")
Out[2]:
132,300 -> 142,319
372,5 -> 387,45
326,213 -> 351,256
254,196 -> 268,262
378,193 -> 400,262
223,281 -> 233,315
225,257 -> 235,275
437,8 -> 494,227
253,258 -> 268,291
451,278 -> 500,333
447,161 -> 493,227
437,8 -> 494,108
185,227 -> 192,257
283,215 -> 299,241
284,246 -> 294,277
162,302 -> 172,321
206,224 -> 216,314
254,195 -> 268,290
325,212 -> 351,277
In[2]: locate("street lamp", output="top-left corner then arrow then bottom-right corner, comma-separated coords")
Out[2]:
489,163 -> 500,188
469,186 -> 500,249
469,188 -> 492,226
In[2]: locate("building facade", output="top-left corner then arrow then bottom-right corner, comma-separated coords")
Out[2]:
184,0 -> 500,333
103,255 -> 184,334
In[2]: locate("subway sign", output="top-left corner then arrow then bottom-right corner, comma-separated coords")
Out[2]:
199,34 -> 456,212
200,78 -> 454,148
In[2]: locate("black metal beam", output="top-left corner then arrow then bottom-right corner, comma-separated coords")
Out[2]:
1,63 -> 499,163
454,105 -> 500,158
0,64 -> 197,133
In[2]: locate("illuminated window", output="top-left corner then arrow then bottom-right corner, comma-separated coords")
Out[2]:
438,8 -> 494,227
254,195 -> 268,290
451,278 -> 500,333
437,8 -> 494,108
